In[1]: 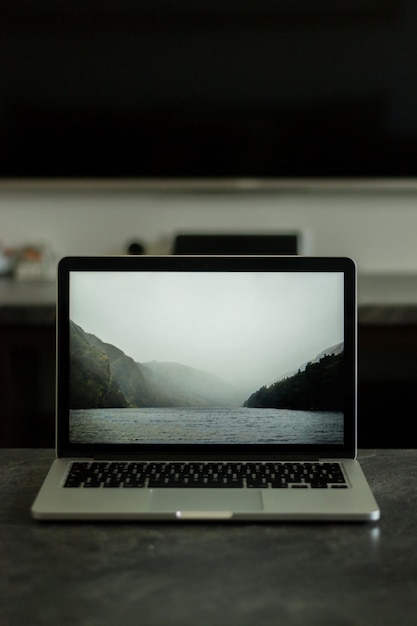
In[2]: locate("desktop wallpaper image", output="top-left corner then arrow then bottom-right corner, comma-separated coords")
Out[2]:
68,271 -> 345,445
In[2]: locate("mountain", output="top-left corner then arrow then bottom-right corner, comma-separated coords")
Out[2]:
278,342 -> 344,382
312,342 -> 344,363
69,321 -> 242,409
141,361 -> 243,407
69,321 -> 152,409
244,344 -> 344,412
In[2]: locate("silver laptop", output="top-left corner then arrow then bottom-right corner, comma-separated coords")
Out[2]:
31,255 -> 379,522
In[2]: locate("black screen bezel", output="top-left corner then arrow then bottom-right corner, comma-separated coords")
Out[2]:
57,255 -> 356,460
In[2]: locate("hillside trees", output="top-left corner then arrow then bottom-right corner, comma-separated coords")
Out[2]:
244,352 -> 344,412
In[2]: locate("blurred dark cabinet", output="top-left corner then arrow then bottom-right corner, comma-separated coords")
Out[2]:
358,323 -> 417,447
0,322 -> 55,447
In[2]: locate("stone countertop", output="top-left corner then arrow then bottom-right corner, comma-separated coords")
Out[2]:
358,304 -> 417,325
3,274 -> 417,325
0,278 -> 56,324
1,448 -> 417,626
357,273 -> 417,304
358,273 -> 417,325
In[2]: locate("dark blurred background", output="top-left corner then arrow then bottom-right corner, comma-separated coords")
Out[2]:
2,0 -> 417,178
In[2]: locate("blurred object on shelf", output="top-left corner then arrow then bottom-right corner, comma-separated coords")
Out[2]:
172,233 -> 301,255
127,240 -> 146,255
0,244 -> 15,276
14,243 -> 56,281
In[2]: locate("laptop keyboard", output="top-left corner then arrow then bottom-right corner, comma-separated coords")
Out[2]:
64,461 -> 348,489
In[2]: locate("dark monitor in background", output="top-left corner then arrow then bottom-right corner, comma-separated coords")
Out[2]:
172,234 -> 299,255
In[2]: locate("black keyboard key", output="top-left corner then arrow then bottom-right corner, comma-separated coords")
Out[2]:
269,481 -> 289,489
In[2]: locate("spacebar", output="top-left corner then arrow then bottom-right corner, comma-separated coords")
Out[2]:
148,481 -> 244,488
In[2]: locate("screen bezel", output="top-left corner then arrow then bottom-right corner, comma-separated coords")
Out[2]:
56,255 -> 356,460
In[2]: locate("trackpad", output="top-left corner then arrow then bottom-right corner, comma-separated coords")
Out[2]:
150,490 -> 263,512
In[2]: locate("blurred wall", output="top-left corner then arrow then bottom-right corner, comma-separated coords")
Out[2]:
1,184 -> 417,274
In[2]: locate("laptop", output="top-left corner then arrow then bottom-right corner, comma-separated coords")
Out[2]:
31,255 -> 380,522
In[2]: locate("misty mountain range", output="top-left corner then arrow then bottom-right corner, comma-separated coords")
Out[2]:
69,321 -> 243,409
69,321 -> 343,412
244,346 -> 344,412
278,342 -> 343,380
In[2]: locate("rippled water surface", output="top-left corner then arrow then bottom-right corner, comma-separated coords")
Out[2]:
70,407 -> 344,445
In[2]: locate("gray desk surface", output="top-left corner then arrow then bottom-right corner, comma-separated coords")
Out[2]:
1,448 -> 416,626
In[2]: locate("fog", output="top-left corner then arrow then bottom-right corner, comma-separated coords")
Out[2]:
70,271 -> 344,393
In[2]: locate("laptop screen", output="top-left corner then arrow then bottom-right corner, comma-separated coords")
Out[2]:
57,256 -> 355,458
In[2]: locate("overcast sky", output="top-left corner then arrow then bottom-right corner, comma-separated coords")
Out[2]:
70,271 -> 344,393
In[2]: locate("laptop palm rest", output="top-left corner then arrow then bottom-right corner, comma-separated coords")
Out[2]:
149,490 -> 263,513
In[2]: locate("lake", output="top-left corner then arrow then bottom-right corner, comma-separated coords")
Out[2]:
69,407 -> 344,445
